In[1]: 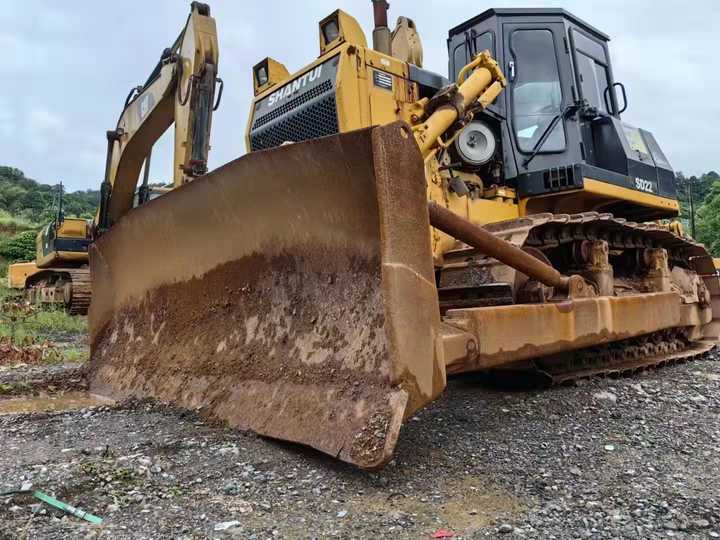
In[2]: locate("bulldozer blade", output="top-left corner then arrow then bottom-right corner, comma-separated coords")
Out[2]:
88,122 -> 447,469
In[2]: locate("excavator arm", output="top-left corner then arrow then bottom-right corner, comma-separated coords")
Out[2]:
96,2 -> 220,231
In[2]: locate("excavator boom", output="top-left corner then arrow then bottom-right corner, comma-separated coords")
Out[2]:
97,2 -> 219,231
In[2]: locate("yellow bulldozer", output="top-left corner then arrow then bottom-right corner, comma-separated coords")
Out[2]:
87,2 -> 719,469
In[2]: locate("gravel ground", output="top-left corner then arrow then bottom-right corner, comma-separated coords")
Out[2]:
1,352 -> 720,539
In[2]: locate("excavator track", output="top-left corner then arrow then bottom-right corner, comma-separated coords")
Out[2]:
64,268 -> 92,315
25,267 -> 91,316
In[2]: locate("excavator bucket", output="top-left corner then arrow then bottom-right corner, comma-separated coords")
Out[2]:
88,123 -> 447,469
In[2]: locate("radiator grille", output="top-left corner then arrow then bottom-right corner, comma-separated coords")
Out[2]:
250,81 -> 339,151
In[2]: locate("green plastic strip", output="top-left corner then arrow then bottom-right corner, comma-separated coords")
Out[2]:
32,490 -> 103,524
1,488 -> 103,524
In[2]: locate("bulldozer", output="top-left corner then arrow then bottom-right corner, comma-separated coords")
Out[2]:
87,2 -> 719,469
8,184 -> 92,315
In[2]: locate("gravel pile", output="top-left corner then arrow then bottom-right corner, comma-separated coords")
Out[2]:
1,352 -> 720,539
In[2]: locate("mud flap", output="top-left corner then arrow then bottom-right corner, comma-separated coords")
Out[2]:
88,123 -> 446,469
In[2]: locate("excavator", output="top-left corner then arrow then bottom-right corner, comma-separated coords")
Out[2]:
6,173 -> 172,314
87,2 -> 720,470
7,3 -> 220,314
7,184 -> 92,315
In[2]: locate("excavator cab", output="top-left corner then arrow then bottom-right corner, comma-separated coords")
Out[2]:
447,9 -> 678,220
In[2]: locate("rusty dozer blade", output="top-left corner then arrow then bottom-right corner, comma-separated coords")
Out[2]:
88,123 -> 447,469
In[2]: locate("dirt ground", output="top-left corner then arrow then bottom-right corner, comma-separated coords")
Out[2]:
2,352 -> 720,539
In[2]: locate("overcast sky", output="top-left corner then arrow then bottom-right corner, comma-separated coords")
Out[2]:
1,0 -> 718,192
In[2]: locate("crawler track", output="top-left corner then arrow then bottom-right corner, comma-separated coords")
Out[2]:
445,211 -> 718,281
65,268 -> 91,315
25,267 -> 91,316
440,211 -> 720,385
538,330 -> 717,385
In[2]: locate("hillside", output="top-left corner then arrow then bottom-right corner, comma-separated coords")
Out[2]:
0,166 -> 100,271
0,165 -> 719,273
0,166 -> 99,225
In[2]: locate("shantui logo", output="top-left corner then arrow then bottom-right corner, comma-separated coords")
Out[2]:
267,64 -> 323,107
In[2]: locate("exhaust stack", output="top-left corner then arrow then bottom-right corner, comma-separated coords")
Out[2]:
372,0 -> 391,54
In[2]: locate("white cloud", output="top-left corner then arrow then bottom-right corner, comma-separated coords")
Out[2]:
28,108 -> 63,134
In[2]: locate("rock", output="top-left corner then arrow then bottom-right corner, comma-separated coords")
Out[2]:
569,467 -> 582,476
218,445 -> 239,456
498,524 -> 513,534
214,520 -> 241,531
604,444 -> 615,451
693,519 -> 711,529
593,391 -> 617,403
223,482 -> 241,496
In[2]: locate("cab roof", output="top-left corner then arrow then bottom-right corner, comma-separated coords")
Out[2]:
448,8 -> 610,42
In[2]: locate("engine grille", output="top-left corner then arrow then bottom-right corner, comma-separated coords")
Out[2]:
543,165 -> 578,191
250,80 -> 339,151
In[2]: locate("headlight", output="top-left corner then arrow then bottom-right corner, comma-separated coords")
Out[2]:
321,19 -> 340,44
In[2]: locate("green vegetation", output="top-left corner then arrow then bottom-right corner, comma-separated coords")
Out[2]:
0,209 -> 35,232
696,181 -> 720,257
0,166 -> 92,364
0,166 -> 99,224
0,282 -> 88,364
0,165 -> 100,274
675,171 -> 720,238
15,308 -> 88,336
0,229 -> 36,263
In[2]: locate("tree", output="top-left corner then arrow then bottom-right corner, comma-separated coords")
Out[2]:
0,230 -> 37,263
676,171 -> 720,239
0,165 -> 100,225
695,180 -> 720,256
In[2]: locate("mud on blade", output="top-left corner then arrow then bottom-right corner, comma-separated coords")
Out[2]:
88,123 -> 446,469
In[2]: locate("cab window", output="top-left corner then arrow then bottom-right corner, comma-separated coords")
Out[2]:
511,29 -> 565,153
452,31 -> 494,80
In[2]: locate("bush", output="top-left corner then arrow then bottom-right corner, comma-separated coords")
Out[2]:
0,230 -> 37,263
696,181 -> 720,256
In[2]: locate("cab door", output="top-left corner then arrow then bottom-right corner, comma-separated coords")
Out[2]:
503,22 -> 575,173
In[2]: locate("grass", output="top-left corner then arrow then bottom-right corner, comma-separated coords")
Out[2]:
18,309 -> 88,335
0,282 -> 88,363
0,209 -> 36,233
61,347 -> 89,363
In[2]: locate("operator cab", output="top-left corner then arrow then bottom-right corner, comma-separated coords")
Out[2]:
448,8 -> 678,220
